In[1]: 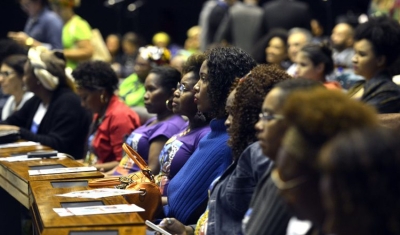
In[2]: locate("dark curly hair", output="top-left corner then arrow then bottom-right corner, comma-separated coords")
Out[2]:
228,64 -> 291,159
182,53 -> 206,80
149,66 -> 181,96
300,43 -> 334,76
354,16 -> 400,67
320,127 -> 400,235
72,60 -> 119,94
205,47 -> 256,119
282,88 -> 378,168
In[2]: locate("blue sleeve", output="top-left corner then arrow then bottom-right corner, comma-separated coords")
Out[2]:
45,14 -> 63,50
165,134 -> 232,224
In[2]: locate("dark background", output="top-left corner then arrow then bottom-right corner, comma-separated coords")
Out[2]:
1,0 -> 371,46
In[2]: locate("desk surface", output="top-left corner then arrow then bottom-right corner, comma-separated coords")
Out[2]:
30,180 -> 145,234
0,156 -> 103,208
0,143 -> 51,157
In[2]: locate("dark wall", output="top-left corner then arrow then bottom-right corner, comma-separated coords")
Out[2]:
1,0 -> 371,46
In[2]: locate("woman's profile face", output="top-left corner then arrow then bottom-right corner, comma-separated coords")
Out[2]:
77,87 -> 102,114
266,37 -> 287,65
352,39 -> 382,80
143,73 -> 171,114
0,64 -> 22,95
134,56 -> 152,82
224,88 -> 236,132
172,71 -> 198,117
295,51 -> 323,81
194,60 -> 212,114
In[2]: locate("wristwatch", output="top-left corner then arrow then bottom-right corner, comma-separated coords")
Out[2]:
25,37 -> 34,47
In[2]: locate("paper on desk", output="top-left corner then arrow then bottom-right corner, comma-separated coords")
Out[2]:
0,141 -> 39,149
28,166 -> 97,176
53,204 -> 145,217
0,153 -> 65,162
56,188 -> 142,199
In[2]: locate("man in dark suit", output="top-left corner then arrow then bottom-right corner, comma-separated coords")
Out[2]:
263,0 -> 311,32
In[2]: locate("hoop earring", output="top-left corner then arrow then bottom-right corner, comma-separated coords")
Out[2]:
166,99 -> 173,111
100,94 -> 108,104
195,111 -> 206,122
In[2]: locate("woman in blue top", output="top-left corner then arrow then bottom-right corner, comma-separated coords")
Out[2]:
109,66 -> 186,175
163,47 -> 256,225
157,54 -> 211,197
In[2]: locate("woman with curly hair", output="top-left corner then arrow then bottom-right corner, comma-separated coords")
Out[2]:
319,127 -> 400,235
162,47 -> 256,226
347,16 -> 400,113
272,88 -> 378,234
156,65 -> 291,235
72,61 -> 140,172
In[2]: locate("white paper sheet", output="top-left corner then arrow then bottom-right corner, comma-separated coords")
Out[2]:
0,141 -> 39,149
0,153 -> 65,162
56,188 -> 142,199
53,204 -> 145,217
28,166 -> 97,176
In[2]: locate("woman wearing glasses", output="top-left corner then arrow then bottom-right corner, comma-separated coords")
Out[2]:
157,54 -> 211,198
0,55 -> 33,120
272,88 -> 377,235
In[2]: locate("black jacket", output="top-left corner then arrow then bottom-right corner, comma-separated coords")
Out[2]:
1,87 -> 91,159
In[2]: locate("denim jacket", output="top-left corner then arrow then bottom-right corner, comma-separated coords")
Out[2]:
206,141 -> 272,235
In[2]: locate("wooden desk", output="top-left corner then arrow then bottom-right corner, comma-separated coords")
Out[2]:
0,143 -> 51,157
0,156 -> 103,208
30,180 -> 145,235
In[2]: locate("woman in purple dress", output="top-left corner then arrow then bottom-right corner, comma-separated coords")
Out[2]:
157,54 -> 211,198
109,66 -> 186,175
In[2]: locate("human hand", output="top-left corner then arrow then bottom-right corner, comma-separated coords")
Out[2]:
0,125 -> 20,131
154,218 -> 187,235
8,31 -> 29,46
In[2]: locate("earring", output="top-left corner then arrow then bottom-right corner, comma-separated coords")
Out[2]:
195,111 -> 206,122
100,94 -> 105,103
166,99 -> 173,111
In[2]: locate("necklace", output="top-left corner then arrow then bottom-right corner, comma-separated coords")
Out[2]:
179,127 -> 191,137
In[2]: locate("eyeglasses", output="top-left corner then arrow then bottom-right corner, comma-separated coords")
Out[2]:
0,71 -> 15,77
177,83 -> 192,93
270,168 -> 309,190
259,112 -> 284,122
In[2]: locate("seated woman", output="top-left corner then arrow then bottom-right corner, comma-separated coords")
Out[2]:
157,64 -> 292,235
294,43 -> 341,89
320,127 -> 400,235
157,54 -> 211,197
272,88 -> 378,235
110,66 -> 186,175
119,45 -> 170,108
0,47 -> 91,159
163,47 -> 256,225
72,61 -> 141,172
251,29 -> 290,69
0,55 -> 33,120
347,16 -> 400,113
